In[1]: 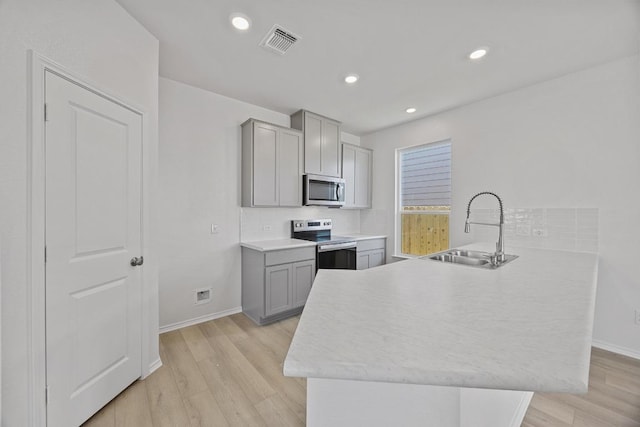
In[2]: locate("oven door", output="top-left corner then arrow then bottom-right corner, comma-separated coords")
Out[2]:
317,241 -> 357,270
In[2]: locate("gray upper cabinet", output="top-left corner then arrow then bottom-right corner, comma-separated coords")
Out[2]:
241,119 -> 303,207
342,143 -> 373,209
251,122 -> 278,206
291,110 -> 342,178
279,128 -> 304,206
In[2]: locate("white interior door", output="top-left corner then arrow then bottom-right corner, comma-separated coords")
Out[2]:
45,70 -> 143,427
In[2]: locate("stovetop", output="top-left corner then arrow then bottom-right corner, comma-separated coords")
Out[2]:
291,219 -> 355,245
295,234 -> 354,244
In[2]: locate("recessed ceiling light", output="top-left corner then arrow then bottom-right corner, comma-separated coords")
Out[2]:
469,48 -> 488,60
344,74 -> 359,84
406,107 -> 417,113
230,13 -> 250,31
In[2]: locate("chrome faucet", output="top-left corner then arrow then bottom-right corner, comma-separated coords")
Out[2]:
464,192 -> 505,265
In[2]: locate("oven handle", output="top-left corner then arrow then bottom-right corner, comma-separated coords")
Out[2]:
317,241 -> 357,252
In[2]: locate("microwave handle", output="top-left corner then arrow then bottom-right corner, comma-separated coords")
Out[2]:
336,183 -> 343,201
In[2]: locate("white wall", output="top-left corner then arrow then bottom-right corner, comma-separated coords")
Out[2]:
0,240 -> 2,423
158,78 -> 360,329
0,1 -> 159,424
361,55 -> 640,357
241,207 -> 360,242
158,78 -> 287,328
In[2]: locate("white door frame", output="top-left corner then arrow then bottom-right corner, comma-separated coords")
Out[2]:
27,50 -> 154,426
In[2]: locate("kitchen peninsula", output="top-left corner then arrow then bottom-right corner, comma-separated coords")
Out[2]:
283,244 -> 599,426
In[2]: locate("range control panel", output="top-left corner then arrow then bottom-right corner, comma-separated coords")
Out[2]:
291,219 -> 332,232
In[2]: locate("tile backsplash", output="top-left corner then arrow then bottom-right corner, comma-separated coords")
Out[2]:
468,208 -> 598,253
240,207 -> 360,242
240,206 -> 598,252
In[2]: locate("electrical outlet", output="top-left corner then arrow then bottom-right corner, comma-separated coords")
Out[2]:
194,288 -> 212,305
262,225 -> 272,231
211,224 -> 220,234
635,309 -> 640,325
532,228 -> 548,237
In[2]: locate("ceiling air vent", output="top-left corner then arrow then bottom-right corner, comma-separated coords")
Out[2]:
260,25 -> 300,55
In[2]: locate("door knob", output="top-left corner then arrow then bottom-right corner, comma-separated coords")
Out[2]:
130,256 -> 144,266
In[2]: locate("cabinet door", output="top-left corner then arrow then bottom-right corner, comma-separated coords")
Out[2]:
292,260 -> 315,308
252,122 -> 279,206
341,144 -> 356,208
369,249 -> 385,268
357,249 -> 385,270
357,253 -> 370,270
342,144 -> 372,209
354,148 -> 372,208
279,129 -> 303,206
304,113 -> 323,175
322,119 -> 341,177
265,264 -> 293,316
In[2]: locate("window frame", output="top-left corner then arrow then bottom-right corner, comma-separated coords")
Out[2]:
394,139 -> 452,258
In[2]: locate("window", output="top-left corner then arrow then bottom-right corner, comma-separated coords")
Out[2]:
396,140 -> 451,256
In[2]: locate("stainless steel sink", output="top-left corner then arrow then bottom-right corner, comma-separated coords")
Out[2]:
429,253 -> 491,266
423,248 -> 518,269
445,249 -> 491,259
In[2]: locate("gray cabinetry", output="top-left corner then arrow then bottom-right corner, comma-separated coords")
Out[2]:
357,249 -> 385,270
342,143 -> 372,209
291,110 -> 341,178
279,128 -> 304,206
265,264 -> 293,317
292,260 -> 315,307
241,119 -> 303,207
356,238 -> 386,270
242,245 -> 316,325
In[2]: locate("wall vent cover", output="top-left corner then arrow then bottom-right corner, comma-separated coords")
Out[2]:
260,25 -> 300,55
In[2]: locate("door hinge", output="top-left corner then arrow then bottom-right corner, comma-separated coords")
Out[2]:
44,103 -> 49,122
45,385 -> 50,405
44,245 -> 47,263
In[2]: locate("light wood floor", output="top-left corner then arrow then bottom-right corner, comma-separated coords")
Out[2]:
523,347 -> 640,427
83,313 -> 640,427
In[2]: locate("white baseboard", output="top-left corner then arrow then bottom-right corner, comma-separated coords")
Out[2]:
144,358 -> 163,379
509,391 -> 534,427
592,339 -> 640,360
159,306 -> 243,334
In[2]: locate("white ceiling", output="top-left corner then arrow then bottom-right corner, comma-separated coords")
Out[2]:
116,0 -> 639,135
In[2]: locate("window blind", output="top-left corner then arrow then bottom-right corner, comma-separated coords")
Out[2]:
400,142 -> 451,208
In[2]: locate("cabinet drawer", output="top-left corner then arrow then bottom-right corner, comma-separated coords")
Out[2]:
357,238 -> 386,252
265,246 -> 316,266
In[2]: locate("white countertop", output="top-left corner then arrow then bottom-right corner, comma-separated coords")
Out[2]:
283,244 -> 598,393
240,239 -> 316,251
342,233 -> 387,241
241,234 -> 387,251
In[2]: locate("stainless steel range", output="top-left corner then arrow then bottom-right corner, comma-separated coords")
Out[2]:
291,219 -> 357,270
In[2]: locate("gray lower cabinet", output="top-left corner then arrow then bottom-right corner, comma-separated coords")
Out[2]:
292,260 -> 315,307
242,246 -> 316,325
357,249 -> 385,270
265,264 -> 293,317
356,238 -> 387,270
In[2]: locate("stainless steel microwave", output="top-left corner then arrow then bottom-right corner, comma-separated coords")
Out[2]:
303,174 -> 345,207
